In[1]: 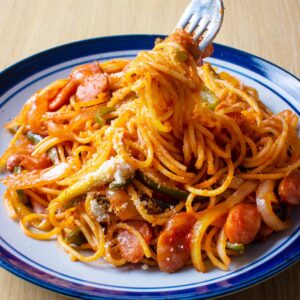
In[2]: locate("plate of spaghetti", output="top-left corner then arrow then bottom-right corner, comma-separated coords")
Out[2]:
0,31 -> 299,300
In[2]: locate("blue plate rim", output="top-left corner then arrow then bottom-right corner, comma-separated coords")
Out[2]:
1,34 -> 299,96
0,34 -> 300,299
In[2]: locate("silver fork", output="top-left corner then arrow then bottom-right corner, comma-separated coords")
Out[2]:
175,0 -> 224,52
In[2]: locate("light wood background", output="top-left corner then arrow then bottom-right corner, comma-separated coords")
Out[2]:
0,0 -> 299,299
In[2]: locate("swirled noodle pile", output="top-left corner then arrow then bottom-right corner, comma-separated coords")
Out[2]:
1,31 -> 300,273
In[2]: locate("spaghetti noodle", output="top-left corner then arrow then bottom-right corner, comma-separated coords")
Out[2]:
1,30 -> 300,273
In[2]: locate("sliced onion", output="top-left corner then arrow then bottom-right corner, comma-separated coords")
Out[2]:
256,180 -> 290,231
1,162 -> 70,189
217,227 -> 231,267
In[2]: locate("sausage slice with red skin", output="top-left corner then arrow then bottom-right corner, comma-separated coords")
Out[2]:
6,153 -> 52,172
117,220 -> 152,263
48,80 -> 78,111
70,62 -> 102,82
157,212 -> 196,273
48,62 -> 103,111
224,203 -> 261,245
76,73 -> 109,102
278,171 -> 300,205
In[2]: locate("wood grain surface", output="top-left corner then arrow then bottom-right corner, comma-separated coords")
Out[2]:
0,0 -> 299,299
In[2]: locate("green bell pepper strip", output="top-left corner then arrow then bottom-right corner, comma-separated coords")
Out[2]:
95,107 -> 115,126
26,131 -> 59,164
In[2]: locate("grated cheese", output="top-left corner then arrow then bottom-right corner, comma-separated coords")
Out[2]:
141,264 -> 149,270
90,199 -> 109,222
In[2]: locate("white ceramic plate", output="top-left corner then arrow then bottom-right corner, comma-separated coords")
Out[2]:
0,35 -> 299,299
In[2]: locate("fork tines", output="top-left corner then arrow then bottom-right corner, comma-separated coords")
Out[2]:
175,0 -> 224,51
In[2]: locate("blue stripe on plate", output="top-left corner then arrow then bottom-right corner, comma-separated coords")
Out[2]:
0,35 -> 300,300
1,225 -> 299,289
1,234 -> 299,299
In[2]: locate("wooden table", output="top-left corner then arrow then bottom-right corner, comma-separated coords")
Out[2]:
0,0 -> 299,299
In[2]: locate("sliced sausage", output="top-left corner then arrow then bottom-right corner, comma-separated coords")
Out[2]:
76,73 -> 109,102
117,220 -> 152,263
224,203 -> 261,244
70,62 -> 102,82
157,212 -> 196,273
48,80 -> 78,111
6,153 -> 52,172
48,62 -> 103,111
278,171 -> 300,205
